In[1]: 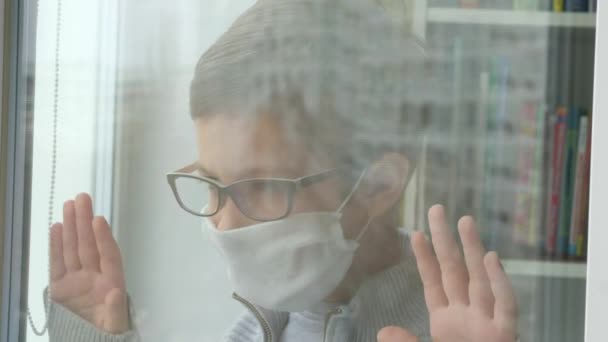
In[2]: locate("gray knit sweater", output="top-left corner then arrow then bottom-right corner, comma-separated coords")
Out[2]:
45,240 -> 431,342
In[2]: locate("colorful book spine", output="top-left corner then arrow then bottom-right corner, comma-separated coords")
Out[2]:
545,107 -> 567,255
553,0 -> 565,11
576,114 -> 592,257
556,107 -> 579,256
568,115 -> 589,256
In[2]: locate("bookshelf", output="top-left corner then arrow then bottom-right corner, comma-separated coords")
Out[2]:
402,2 -> 598,341
411,3 -> 597,40
427,8 -> 596,28
503,259 -> 587,278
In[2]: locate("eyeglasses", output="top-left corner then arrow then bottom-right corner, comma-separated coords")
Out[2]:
166,163 -> 346,221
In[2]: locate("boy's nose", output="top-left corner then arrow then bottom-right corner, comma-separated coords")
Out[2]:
212,197 -> 256,231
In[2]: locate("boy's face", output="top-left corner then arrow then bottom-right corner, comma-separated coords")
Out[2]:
193,113 -> 368,235
193,113 -> 410,300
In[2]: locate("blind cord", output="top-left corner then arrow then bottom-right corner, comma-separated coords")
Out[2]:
26,0 -> 61,335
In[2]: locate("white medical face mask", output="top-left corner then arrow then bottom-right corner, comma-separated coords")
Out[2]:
202,169 -> 372,312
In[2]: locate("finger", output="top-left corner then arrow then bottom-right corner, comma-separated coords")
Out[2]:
93,216 -> 125,285
62,200 -> 82,271
458,216 -> 494,317
428,204 -> 469,305
50,223 -> 67,281
411,231 -> 448,312
484,251 -> 518,330
75,193 -> 101,271
103,288 -> 130,334
377,326 -> 419,342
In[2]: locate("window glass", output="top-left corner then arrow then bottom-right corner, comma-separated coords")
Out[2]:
16,1 -> 598,342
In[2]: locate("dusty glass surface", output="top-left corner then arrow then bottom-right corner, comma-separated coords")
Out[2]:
21,1 -> 595,341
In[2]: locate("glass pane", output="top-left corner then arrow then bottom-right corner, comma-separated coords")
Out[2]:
16,0 -> 599,342
229,180 -> 291,221
173,175 -> 218,216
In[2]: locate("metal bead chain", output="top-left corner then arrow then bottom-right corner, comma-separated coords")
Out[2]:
27,0 -> 62,336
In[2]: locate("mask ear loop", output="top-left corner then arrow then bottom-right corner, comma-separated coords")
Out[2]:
337,168 -> 368,214
355,215 -> 374,242
336,168 -> 374,242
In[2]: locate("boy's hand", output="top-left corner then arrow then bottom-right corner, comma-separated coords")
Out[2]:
378,205 -> 518,342
49,193 -> 130,334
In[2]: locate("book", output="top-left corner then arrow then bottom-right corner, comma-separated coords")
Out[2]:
513,102 -> 545,250
576,113 -> 592,257
484,57 -> 510,251
545,107 -> 567,255
539,109 -> 556,252
556,107 -> 579,256
568,115 -> 589,256
553,0 -> 565,11
528,105 -> 547,249
565,0 -> 589,11
513,103 -> 536,246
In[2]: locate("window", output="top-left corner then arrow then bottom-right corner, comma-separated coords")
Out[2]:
2,1 -> 607,342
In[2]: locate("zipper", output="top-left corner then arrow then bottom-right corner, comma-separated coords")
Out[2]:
232,293 -> 274,342
323,307 -> 343,342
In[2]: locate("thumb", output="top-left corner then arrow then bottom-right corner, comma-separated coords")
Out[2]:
378,326 -> 419,342
103,288 -> 130,334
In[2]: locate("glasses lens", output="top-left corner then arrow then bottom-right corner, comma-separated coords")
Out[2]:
231,180 -> 291,221
174,176 -> 220,216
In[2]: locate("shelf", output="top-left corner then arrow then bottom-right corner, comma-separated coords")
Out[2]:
427,8 -> 596,28
503,259 -> 587,279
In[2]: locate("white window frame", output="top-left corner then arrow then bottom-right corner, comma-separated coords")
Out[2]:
1,0 -> 38,341
585,1 -> 608,341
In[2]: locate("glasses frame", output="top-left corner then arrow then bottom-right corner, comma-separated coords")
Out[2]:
166,163 -> 346,221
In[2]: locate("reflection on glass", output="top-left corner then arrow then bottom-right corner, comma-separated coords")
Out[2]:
21,0 -> 596,342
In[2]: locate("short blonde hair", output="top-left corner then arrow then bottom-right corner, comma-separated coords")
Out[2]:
190,0 -> 428,171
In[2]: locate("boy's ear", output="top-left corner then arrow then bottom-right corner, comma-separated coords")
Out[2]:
357,152 -> 410,218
